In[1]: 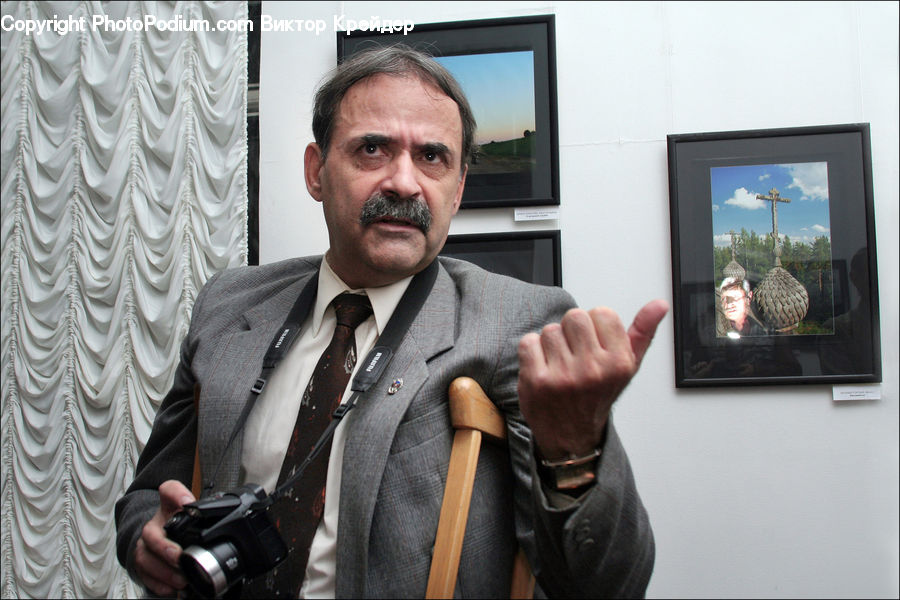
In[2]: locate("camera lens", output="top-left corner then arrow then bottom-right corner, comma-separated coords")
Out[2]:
180,541 -> 243,598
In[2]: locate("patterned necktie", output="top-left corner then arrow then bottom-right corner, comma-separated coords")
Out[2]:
244,293 -> 373,599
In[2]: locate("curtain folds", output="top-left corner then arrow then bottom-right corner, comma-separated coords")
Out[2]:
1,2 -> 248,597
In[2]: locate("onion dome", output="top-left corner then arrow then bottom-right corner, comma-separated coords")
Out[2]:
752,266 -> 809,332
723,260 -> 746,281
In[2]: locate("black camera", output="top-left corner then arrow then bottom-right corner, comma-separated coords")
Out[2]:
164,484 -> 287,598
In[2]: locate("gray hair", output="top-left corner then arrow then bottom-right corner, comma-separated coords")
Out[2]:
312,44 -> 477,169
719,277 -> 751,296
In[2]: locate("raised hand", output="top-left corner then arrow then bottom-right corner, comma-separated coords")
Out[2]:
517,300 -> 669,459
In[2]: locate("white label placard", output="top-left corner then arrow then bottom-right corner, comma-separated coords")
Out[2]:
832,385 -> 882,401
514,207 -> 560,222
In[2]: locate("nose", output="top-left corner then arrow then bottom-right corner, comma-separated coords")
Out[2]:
381,152 -> 422,200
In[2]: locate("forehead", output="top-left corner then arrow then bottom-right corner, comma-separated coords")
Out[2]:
722,288 -> 746,298
334,73 -> 463,146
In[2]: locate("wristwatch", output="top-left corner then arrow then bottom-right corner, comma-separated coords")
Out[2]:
537,448 -> 601,491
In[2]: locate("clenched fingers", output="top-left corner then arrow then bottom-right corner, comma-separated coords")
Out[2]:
134,480 -> 195,595
134,536 -> 187,596
517,301 -> 668,457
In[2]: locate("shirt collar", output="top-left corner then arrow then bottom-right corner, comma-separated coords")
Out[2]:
312,257 -> 414,337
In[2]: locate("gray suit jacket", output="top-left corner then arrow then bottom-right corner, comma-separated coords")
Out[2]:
115,256 -> 654,598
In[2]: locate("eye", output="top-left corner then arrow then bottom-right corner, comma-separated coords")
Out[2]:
423,150 -> 438,162
356,141 -> 387,163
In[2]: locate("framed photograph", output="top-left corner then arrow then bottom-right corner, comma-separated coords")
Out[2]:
338,15 -> 559,209
667,123 -> 880,387
440,230 -> 561,287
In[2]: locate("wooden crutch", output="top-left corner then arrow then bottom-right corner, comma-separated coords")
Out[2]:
426,377 -> 535,599
191,379 -> 535,597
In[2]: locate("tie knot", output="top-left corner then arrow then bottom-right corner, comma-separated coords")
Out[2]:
332,293 -> 373,330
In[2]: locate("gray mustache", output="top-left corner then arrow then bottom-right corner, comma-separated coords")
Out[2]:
359,194 -> 432,233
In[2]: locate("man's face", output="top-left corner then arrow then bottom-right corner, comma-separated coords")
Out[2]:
721,288 -> 749,324
305,73 -> 467,288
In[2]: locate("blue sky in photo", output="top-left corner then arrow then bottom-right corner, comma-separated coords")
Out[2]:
711,162 -> 832,247
434,51 -> 536,145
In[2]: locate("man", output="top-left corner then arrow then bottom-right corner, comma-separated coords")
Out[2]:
116,46 -> 668,598
718,277 -> 766,337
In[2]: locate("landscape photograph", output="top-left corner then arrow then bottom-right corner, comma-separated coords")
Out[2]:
710,162 -> 836,335
435,50 -> 537,177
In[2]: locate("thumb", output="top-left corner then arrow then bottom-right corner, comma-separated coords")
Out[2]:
158,480 -> 196,520
628,299 -> 669,366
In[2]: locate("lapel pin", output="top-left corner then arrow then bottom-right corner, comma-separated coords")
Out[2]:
388,378 -> 403,395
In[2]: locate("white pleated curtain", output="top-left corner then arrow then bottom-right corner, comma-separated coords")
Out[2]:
1,2 -> 248,597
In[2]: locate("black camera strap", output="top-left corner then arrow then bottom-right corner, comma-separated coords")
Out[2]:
202,271 -> 320,493
203,259 -> 439,505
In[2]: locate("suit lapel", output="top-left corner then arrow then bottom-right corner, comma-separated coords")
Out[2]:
336,264 -> 457,597
198,263 -> 320,492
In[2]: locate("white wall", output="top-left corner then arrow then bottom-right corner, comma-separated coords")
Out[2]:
258,2 -> 899,597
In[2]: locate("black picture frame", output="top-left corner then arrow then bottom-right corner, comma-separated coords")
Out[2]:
440,230 -> 561,287
247,0 -> 260,265
338,15 -> 559,209
667,123 -> 880,387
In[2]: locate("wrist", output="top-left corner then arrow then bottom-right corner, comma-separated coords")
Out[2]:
536,447 -> 601,491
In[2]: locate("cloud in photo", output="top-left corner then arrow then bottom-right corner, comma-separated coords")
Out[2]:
724,187 -> 765,210
713,232 -> 734,247
786,162 -> 828,201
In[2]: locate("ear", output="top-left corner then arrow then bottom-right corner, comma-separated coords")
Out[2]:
304,143 -> 325,202
451,164 -> 468,215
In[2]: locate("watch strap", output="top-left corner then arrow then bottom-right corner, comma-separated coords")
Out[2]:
538,448 -> 601,490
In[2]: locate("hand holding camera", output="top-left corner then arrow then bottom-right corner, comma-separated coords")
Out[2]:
164,483 -> 288,599
133,480 -> 196,597
135,480 -> 288,599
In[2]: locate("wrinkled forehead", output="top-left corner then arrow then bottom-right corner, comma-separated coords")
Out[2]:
336,74 -> 463,142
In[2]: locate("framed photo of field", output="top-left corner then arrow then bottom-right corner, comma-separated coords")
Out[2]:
337,15 -> 559,209
667,123 -> 881,387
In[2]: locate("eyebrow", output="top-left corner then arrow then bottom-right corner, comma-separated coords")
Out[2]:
361,133 -> 390,146
358,134 -> 452,157
420,141 -> 451,156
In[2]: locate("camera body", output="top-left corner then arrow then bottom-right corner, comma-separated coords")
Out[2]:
164,484 -> 287,598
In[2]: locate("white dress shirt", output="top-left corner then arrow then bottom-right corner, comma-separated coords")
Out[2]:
240,257 -> 412,597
